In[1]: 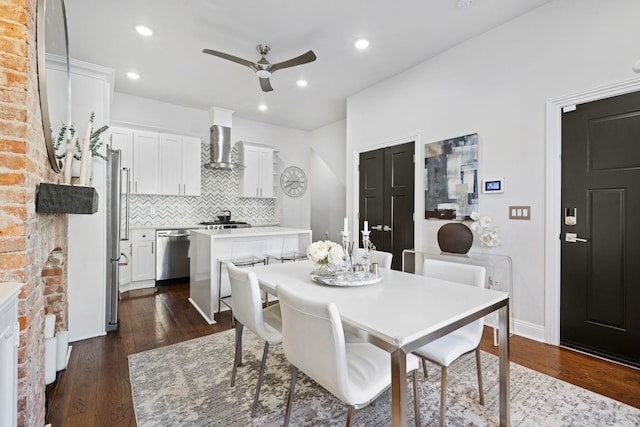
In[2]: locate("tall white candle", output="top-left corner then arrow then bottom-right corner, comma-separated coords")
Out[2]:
78,122 -> 92,186
343,217 -> 348,233
63,133 -> 77,184
363,220 -> 368,232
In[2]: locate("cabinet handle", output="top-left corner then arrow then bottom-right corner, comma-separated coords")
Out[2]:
151,242 -> 154,254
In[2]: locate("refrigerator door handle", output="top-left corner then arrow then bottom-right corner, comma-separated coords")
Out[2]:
122,167 -> 131,241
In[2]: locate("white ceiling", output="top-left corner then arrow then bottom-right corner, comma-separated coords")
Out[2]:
64,0 -> 551,131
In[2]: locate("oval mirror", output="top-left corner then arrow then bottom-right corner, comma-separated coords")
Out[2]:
37,0 -> 71,173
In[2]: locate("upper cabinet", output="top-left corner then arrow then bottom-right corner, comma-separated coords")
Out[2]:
238,142 -> 274,198
108,126 -> 201,196
133,131 -> 160,194
159,134 -> 201,196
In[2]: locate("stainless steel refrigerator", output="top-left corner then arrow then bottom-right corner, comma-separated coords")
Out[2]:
105,147 -> 130,332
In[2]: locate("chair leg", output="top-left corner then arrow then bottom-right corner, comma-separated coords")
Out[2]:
412,370 -> 421,427
251,342 -> 270,417
422,358 -> 428,378
475,348 -> 485,405
440,366 -> 447,427
217,261 -> 223,317
283,366 -> 298,427
346,405 -> 355,427
230,322 -> 244,386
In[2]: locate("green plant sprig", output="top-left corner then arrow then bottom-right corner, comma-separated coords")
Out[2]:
51,112 -> 109,161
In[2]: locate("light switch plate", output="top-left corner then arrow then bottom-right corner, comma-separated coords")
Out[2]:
509,206 -> 531,220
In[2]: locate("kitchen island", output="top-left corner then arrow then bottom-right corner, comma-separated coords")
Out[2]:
189,227 -> 312,323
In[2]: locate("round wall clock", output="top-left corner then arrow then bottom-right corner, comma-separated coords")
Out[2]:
280,166 -> 307,197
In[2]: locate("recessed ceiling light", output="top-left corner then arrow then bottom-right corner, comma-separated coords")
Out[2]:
355,39 -> 369,50
126,72 -> 140,80
296,80 -> 308,87
135,25 -> 153,36
456,0 -> 475,9
258,104 -> 268,111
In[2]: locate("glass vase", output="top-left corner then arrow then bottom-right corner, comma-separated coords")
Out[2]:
311,262 -> 335,277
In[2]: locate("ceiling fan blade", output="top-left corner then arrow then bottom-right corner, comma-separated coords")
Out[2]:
202,48 -> 256,69
269,50 -> 316,73
259,77 -> 274,92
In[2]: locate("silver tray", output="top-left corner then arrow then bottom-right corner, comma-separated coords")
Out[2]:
310,273 -> 382,287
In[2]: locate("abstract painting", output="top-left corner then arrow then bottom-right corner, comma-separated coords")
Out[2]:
424,133 -> 478,220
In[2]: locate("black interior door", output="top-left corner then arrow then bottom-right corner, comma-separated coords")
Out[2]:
561,90 -> 640,367
359,142 -> 414,270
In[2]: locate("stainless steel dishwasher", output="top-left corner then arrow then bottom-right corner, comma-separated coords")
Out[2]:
156,229 -> 199,281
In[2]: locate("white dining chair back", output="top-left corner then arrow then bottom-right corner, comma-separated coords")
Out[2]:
415,258 -> 486,426
227,262 -> 282,417
277,283 -> 420,427
355,248 -> 393,269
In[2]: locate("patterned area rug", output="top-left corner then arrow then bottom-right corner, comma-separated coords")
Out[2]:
128,329 -> 640,426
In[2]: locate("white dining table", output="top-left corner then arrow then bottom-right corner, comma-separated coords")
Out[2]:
249,260 -> 510,426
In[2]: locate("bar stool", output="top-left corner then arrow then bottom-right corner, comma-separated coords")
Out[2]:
265,235 -> 307,264
217,240 -> 266,319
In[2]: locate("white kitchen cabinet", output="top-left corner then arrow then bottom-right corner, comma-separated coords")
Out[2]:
109,127 -> 133,195
133,131 -> 160,194
238,142 -> 274,198
109,127 -> 133,170
131,229 -> 156,282
160,134 -> 201,196
159,134 -> 182,195
181,136 -> 202,196
119,240 -> 132,288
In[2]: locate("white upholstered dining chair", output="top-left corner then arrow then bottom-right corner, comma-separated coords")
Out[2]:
277,283 -> 421,427
413,258 -> 486,426
354,248 -> 393,269
227,262 -> 282,417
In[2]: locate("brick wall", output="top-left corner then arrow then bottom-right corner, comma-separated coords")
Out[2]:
1,0 -> 68,425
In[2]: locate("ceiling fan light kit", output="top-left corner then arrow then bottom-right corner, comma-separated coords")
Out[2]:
203,44 -> 317,92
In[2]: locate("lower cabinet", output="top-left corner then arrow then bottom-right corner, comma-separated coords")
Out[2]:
119,240 -> 132,288
128,229 -> 156,290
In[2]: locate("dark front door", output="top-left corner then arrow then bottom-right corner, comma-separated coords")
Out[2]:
561,90 -> 640,367
359,142 -> 415,270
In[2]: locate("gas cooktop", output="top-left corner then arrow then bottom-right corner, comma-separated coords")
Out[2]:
198,221 -> 251,228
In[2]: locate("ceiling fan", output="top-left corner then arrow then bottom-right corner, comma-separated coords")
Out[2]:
202,44 -> 316,92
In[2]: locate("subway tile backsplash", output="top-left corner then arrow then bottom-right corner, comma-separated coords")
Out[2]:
127,143 -> 277,227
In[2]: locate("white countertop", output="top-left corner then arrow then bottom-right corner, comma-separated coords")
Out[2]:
192,226 -> 311,239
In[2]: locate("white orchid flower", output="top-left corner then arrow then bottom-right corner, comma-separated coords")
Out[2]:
479,216 -> 492,228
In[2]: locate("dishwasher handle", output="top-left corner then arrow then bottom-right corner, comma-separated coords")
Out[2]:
157,230 -> 190,238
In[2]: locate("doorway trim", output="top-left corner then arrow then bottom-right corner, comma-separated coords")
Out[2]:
545,77 -> 640,345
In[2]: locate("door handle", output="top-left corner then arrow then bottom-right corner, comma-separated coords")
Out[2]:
371,225 -> 383,231
383,225 -> 392,232
565,233 -> 588,243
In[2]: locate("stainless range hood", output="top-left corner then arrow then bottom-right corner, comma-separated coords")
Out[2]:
204,107 -> 243,170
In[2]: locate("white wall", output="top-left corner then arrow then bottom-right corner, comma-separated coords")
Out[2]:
310,120 -> 347,241
346,0 -> 640,342
111,92 -> 313,228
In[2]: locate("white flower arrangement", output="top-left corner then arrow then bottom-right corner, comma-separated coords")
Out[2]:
469,212 -> 501,248
306,240 -> 344,265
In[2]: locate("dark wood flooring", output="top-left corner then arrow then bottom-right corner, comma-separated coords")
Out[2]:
45,281 -> 640,426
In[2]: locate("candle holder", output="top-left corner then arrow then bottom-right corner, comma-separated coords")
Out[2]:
339,231 -> 353,274
361,230 -> 374,277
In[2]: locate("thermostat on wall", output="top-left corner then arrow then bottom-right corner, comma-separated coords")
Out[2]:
482,178 -> 504,193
